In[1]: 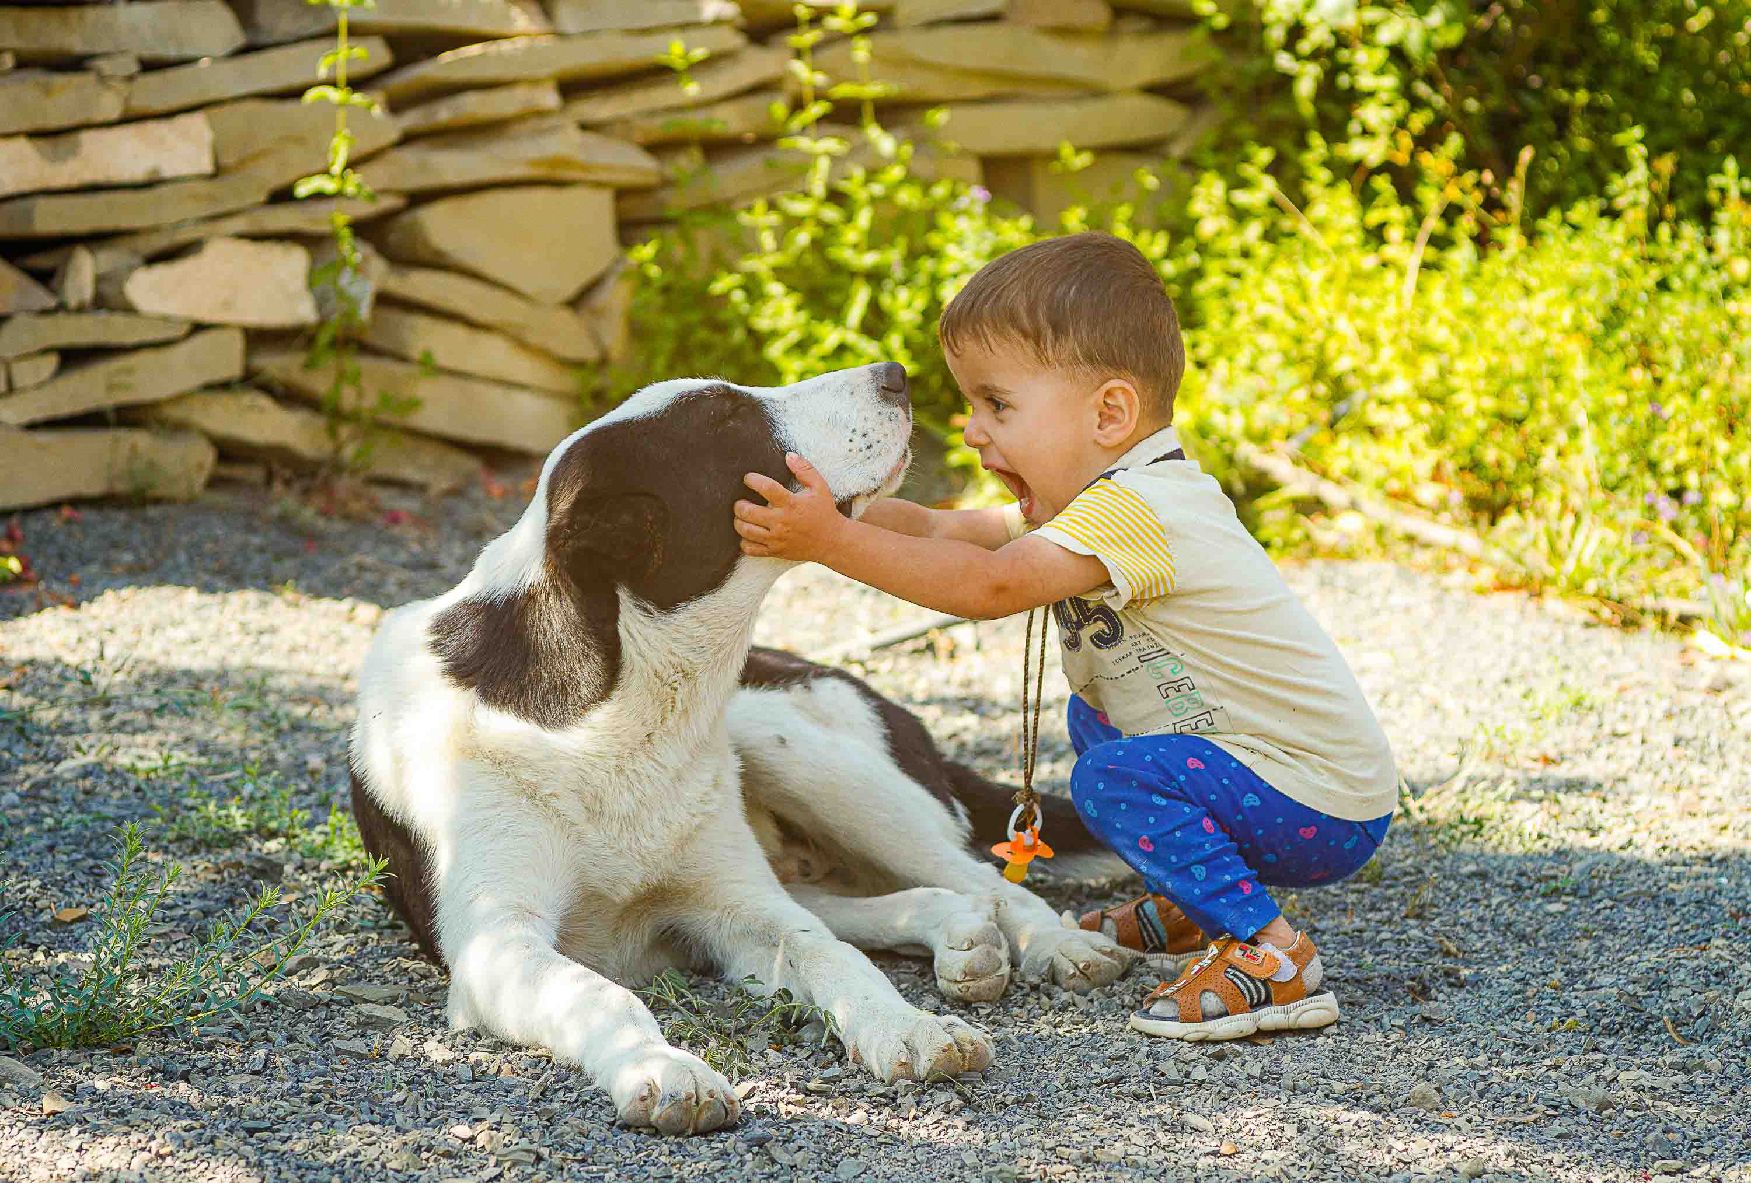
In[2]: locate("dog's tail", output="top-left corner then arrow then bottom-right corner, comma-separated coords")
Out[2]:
943,759 -> 1132,883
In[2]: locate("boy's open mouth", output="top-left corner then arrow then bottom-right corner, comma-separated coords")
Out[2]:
988,465 -> 1035,521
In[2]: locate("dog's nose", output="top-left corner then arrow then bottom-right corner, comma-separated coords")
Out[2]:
876,362 -> 909,406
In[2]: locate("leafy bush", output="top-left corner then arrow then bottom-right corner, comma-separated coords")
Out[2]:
1169,135 -> 1749,632
620,3 -> 1748,638
0,824 -> 383,1050
1195,0 -> 1751,220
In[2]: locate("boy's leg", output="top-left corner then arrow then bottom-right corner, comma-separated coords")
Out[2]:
1067,733 -> 1359,1040
1065,694 -> 1121,757
1067,734 -> 1284,944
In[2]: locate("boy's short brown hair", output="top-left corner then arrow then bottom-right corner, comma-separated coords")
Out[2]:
938,231 -> 1185,421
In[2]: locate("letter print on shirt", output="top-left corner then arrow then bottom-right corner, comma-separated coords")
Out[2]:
1054,600 -> 1234,737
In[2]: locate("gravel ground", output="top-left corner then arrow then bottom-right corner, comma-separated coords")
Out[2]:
0,473 -> 1747,1183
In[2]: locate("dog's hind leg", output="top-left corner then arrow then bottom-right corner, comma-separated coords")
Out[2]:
731,670 -> 1132,993
785,885 -> 1010,1003
437,796 -> 739,1136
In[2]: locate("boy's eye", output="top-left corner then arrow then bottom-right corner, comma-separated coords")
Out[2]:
989,399 -> 1009,413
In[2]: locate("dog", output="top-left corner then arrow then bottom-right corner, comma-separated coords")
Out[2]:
348,363 -> 1132,1135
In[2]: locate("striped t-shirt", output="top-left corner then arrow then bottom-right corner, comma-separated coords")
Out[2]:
1007,426 -> 1399,822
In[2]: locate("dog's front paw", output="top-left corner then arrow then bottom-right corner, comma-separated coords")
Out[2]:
847,1011 -> 994,1083
1017,924 -> 1134,992
605,1047 -> 741,1136
934,904 -> 1010,1003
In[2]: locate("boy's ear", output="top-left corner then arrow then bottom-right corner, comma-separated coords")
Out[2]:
1093,378 -> 1144,444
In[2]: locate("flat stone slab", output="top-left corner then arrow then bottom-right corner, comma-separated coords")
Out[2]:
0,111 -> 214,201
6,352 -> 59,391
121,237 -> 317,329
927,91 -> 1191,155
362,305 -> 580,394
0,70 -> 129,136
548,0 -> 741,35
359,116 -> 660,192
0,152 -> 282,239
234,0 -> 549,46
0,424 -> 214,509
896,0 -> 1113,28
812,37 -> 1086,103
20,193 -> 406,270
0,312 -> 190,360
138,386 -> 478,493
0,328 -> 244,426
1,257 -> 56,314
380,265 -> 602,363
205,97 -> 400,179
0,1 -> 245,65
376,25 -> 746,105
602,90 -> 784,146
379,184 -> 618,304
618,132 -> 980,219
392,80 -> 561,139
251,346 -> 578,455
124,35 -> 395,118
877,25 -> 1205,91
567,45 -> 787,125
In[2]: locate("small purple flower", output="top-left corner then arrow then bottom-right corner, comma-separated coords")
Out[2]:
970,184 -> 990,202
1682,489 -> 1702,506
1651,402 -> 1665,418
1631,530 -> 1648,546
1644,491 -> 1658,505
1658,500 -> 1679,522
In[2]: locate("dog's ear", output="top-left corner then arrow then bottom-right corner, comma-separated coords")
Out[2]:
548,490 -> 668,592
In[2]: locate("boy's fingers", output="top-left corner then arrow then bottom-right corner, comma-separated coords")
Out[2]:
733,499 -> 774,524
744,472 -> 790,503
786,452 -> 831,495
733,518 -> 770,541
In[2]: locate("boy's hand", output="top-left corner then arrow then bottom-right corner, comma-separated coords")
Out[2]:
735,453 -> 848,561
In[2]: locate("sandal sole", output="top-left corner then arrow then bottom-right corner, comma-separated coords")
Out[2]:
1127,991 -> 1340,1041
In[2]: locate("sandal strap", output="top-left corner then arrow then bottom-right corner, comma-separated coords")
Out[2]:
1078,893 -> 1205,954
1147,937 -> 1315,1024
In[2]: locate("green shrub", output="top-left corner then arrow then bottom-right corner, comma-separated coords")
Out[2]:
1195,0 -> 1751,220
1170,135 -> 1749,632
619,3 -> 1748,639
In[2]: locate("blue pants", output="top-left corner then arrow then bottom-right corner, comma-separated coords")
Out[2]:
1067,695 -> 1391,941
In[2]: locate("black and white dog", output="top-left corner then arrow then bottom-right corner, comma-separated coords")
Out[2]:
348,363 -> 1130,1135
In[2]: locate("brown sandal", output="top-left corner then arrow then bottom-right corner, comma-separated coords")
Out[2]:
1073,893 -> 1206,971
1129,933 -> 1339,1041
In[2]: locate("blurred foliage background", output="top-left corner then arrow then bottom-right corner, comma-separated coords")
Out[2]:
619,2 -> 1750,645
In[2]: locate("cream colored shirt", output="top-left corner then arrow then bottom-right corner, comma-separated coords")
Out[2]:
1004,426 -> 1398,821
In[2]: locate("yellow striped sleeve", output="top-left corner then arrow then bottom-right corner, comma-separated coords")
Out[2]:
1037,479 -> 1177,603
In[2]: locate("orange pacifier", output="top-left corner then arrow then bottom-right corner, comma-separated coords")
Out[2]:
992,803 -> 1054,883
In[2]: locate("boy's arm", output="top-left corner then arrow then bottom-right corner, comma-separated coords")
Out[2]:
736,455 -> 1106,619
859,499 -> 1015,551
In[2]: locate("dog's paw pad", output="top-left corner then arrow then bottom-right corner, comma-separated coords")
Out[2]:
609,1048 -> 741,1136
934,912 -> 1010,1003
1021,926 -> 1134,992
853,1011 -> 994,1083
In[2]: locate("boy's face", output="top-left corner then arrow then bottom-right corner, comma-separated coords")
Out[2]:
946,338 -> 1116,525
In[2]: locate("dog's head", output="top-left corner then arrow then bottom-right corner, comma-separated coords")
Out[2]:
429,363 -> 913,729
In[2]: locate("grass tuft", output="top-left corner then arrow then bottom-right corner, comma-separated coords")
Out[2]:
0,823 -> 383,1051
639,970 -> 838,1081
